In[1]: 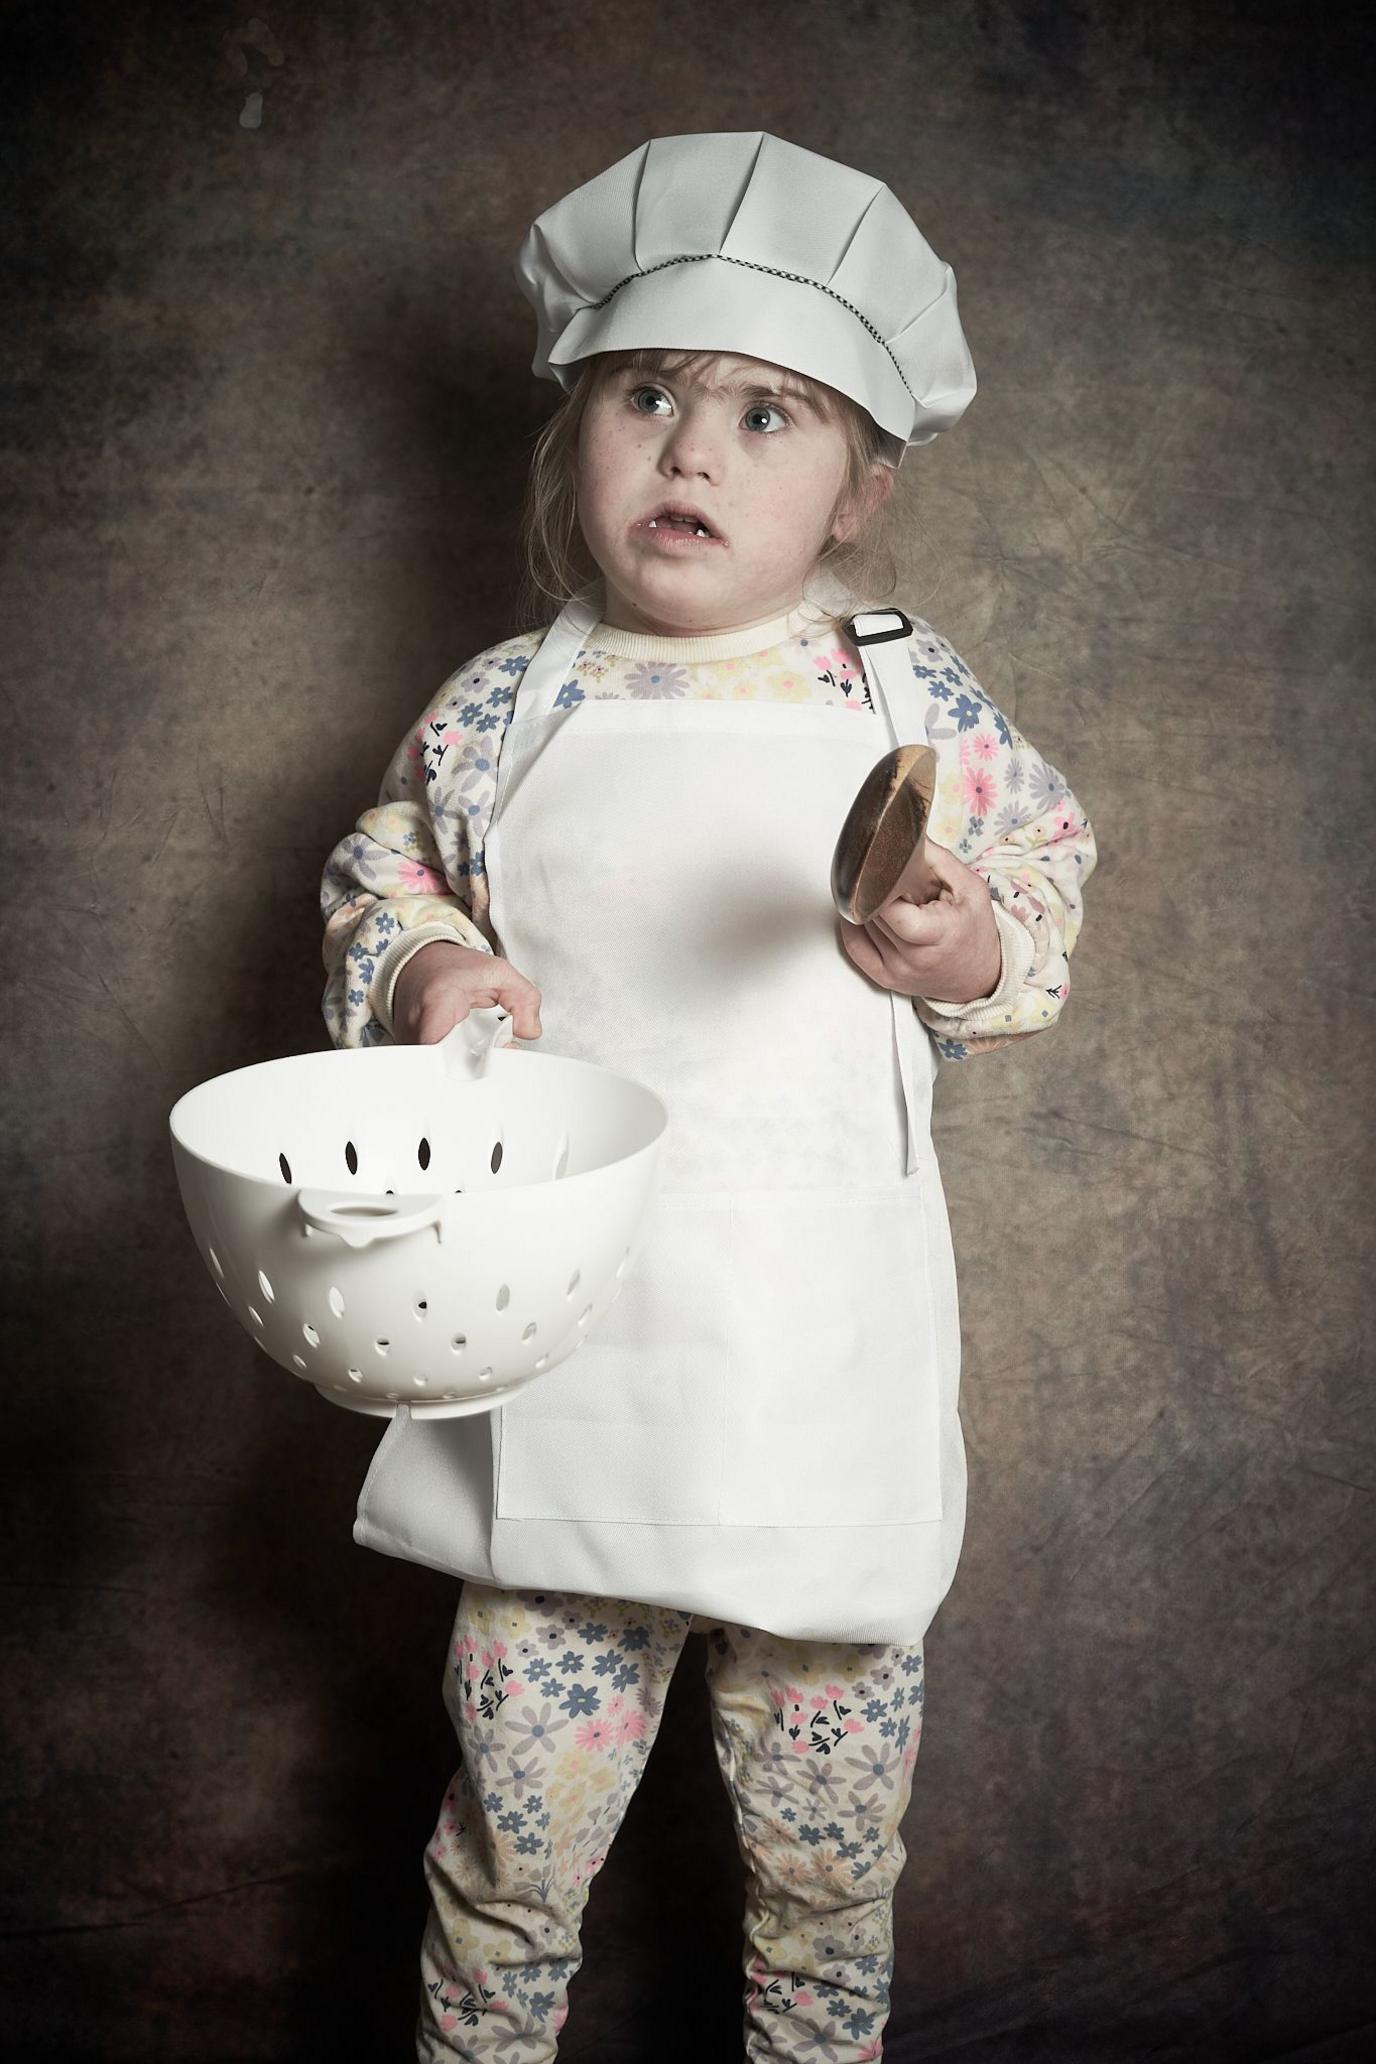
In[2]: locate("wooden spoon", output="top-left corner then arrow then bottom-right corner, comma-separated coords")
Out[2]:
831,743 -> 944,925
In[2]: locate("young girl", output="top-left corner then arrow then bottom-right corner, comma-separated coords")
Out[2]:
321,132 -> 1095,2063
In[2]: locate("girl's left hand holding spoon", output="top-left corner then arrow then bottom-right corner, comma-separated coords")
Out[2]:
839,841 -> 1003,1004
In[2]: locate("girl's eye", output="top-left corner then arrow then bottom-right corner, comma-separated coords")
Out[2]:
628,387 -> 789,434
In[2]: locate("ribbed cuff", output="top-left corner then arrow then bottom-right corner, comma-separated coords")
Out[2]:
371,922 -> 492,1037
917,903 -> 1035,1022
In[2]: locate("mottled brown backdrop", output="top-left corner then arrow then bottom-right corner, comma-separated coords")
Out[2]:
3,2 -> 1372,2059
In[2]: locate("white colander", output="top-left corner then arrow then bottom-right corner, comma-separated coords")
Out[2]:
169,1011 -> 668,1418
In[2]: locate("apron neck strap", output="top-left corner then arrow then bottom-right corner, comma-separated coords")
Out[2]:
846,608 -> 930,747
846,606 -> 936,1172
514,591 -> 602,721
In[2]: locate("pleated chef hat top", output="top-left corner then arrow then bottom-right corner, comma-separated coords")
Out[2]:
513,131 -> 977,468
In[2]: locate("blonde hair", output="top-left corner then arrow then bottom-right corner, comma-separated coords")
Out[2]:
512,347 -> 900,633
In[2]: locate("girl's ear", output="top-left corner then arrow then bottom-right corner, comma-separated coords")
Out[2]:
831,463 -> 895,545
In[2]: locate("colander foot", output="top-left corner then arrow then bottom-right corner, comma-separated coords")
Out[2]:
314,1380 -> 531,1419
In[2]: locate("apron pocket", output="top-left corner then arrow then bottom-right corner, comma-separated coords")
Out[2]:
717,1180 -> 946,1528
493,1178 -> 948,1532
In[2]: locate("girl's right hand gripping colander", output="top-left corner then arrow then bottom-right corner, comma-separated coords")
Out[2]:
169,1011 -> 668,1418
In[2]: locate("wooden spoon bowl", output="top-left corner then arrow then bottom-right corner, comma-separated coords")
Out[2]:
831,743 -> 943,925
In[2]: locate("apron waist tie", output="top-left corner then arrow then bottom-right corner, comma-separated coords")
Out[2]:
891,989 -> 922,1177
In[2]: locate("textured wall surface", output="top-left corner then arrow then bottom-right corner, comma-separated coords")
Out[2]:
3,2 -> 1372,2059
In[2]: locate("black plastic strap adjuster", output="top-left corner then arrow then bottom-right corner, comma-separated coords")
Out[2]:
846,609 -> 914,646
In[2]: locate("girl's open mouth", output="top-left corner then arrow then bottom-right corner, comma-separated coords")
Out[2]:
634,504 -> 726,550
636,518 -> 725,551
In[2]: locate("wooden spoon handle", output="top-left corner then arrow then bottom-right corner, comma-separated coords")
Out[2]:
831,744 -> 942,925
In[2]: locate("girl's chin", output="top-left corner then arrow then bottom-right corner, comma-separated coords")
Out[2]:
599,575 -> 739,635
602,557 -> 727,604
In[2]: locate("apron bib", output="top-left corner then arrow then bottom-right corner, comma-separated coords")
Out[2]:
352,586 -> 967,1642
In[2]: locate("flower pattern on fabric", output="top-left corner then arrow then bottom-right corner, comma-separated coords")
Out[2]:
624,659 -> 690,699
320,613 -> 1094,1062
417,1583 -> 923,2064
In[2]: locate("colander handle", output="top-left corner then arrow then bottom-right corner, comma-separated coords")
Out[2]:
442,1006 -> 515,1078
296,1188 -> 446,1250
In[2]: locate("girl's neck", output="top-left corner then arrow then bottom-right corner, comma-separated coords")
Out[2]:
586,594 -> 839,664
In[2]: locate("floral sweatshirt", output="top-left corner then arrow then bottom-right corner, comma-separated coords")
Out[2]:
321,599 -> 1095,1062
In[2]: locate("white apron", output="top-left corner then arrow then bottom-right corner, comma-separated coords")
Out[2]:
352,589 -> 967,1643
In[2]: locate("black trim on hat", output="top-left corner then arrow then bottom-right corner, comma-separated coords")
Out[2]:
587,252 -> 917,407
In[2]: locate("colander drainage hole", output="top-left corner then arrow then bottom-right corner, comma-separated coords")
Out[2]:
345,1141 -> 358,1175
490,1140 -> 503,1174
257,1269 -> 275,1304
418,1137 -> 431,1171
347,1369 -> 363,1384
292,1354 -> 307,1371
328,1286 -> 345,1318
616,1249 -> 630,1280
522,1321 -> 537,1342
553,1136 -> 570,1180
450,1336 -> 467,1355
534,1354 -> 549,1372
578,1304 -> 593,1327
375,1339 -> 391,1356
566,1268 -> 580,1298
247,1306 -> 262,1327
479,1367 -> 493,1383
495,1283 -> 510,1312
414,1299 -> 428,1319
302,1323 -> 320,1348
208,1246 -> 224,1278
412,1374 -> 429,1389
278,1152 -> 292,1184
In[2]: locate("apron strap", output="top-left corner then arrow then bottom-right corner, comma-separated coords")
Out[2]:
846,607 -> 933,1176
511,590 -> 603,723
847,607 -> 931,745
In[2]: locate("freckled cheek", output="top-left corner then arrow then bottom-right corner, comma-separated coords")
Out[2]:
742,485 -> 825,554
581,442 -> 647,540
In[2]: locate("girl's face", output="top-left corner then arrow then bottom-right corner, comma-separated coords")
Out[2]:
575,352 -> 876,636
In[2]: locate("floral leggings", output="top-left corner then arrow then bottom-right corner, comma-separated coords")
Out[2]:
416,1581 -> 925,2063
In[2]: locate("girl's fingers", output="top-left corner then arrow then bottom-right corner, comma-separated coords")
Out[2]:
464,978 -> 542,1040
869,897 -> 954,949
403,962 -> 543,1044
505,986 -> 543,1039
839,918 -> 889,985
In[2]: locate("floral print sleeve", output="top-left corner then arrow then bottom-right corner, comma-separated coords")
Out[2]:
904,620 -> 1097,1062
320,633 -> 541,1048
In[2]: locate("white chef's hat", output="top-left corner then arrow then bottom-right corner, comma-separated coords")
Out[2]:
513,131 -> 976,468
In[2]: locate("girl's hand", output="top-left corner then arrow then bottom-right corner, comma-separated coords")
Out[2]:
391,940 -> 543,1044
839,842 -> 1003,1004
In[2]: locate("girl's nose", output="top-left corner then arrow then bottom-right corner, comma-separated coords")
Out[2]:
659,405 -> 722,479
